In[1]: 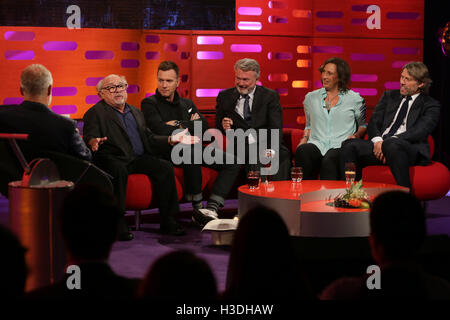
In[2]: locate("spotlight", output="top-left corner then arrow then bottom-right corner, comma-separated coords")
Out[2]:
438,21 -> 450,57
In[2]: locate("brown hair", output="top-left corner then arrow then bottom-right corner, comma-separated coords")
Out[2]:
402,61 -> 432,94
158,60 -> 179,77
319,57 -> 351,92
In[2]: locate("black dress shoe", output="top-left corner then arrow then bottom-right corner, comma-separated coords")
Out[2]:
118,216 -> 134,241
160,218 -> 186,236
118,231 -> 134,241
192,208 -> 215,228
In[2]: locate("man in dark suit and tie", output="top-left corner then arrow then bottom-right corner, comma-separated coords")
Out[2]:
83,74 -> 199,239
215,58 -> 291,180
340,62 -> 440,189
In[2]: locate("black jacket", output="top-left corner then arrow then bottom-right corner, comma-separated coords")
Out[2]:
0,101 -> 91,160
368,90 -> 440,160
215,85 -> 289,153
141,90 -> 209,136
82,100 -> 170,165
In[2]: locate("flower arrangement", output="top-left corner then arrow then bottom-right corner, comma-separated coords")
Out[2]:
333,180 -> 371,209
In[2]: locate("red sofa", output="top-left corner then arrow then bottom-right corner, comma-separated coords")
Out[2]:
362,136 -> 450,201
288,130 -> 450,201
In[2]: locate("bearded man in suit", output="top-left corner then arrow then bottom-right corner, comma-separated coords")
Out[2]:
215,58 -> 291,180
340,62 -> 440,189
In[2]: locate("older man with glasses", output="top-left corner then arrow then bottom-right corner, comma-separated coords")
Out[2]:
83,74 -> 199,240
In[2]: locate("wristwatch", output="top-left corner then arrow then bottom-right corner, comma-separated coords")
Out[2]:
174,120 -> 181,127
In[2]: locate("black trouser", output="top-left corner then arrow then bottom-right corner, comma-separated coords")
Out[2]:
167,146 -> 241,206
294,143 -> 341,180
93,154 -> 179,222
340,138 -> 419,189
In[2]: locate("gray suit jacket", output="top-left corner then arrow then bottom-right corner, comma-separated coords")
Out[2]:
368,90 -> 440,160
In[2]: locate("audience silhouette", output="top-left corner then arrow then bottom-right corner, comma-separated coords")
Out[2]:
321,190 -> 450,299
137,249 -> 217,301
224,206 -> 313,300
0,225 -> 28,299
27,184 -> 140,299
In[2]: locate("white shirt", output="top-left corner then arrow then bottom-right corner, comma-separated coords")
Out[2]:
235,87 -> 256,119
371,92 -> 420,144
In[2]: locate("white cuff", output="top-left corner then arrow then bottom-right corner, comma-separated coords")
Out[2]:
371,136 -> 383,144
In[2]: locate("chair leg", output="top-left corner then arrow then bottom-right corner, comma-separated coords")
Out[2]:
422,201 -> 428,213
135,210 -> 141,231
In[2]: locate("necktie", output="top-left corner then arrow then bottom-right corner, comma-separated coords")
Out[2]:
383,95 -> 411,139
242,94 -> 252,124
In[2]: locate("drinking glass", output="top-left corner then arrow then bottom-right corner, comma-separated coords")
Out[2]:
291,167 -> 303,183
261,149 -> 275,184
345,162 -> 356,185
247,170 -> 260,190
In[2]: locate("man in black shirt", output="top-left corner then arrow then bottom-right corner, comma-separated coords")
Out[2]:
142,61 -> 241,227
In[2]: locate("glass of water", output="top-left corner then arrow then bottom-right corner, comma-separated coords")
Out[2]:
291,167 -> 303,183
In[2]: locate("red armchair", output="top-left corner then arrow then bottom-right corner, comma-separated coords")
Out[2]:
362,136 -> 450,201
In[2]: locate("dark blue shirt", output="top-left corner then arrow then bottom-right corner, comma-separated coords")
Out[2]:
113,104 -> 144,157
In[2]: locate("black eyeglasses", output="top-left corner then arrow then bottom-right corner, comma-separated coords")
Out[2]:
101,83 -> 128,93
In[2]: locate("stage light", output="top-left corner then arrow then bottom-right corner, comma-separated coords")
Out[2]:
439,22 -> 450,57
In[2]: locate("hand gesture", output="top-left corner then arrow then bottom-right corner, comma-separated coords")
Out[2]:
171,129 -> 200,145
222,117 -> 233,130
190,113 -> 200,121
166,120 -> 179,126
88,137 -> 107,152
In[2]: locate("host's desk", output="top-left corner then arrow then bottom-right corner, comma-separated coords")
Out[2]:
238,180 -> 407,237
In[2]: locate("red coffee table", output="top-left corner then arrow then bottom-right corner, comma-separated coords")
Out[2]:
238,180 -> 408,237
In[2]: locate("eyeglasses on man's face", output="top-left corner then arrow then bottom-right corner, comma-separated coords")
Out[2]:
101,83 -> 128,93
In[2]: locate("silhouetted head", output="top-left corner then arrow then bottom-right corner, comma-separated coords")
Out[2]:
226,206 -> 311,300
369,191 -> 426,264
138,250 -> 217,301
61,184 -> 121,262
0,225 -> 28,298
